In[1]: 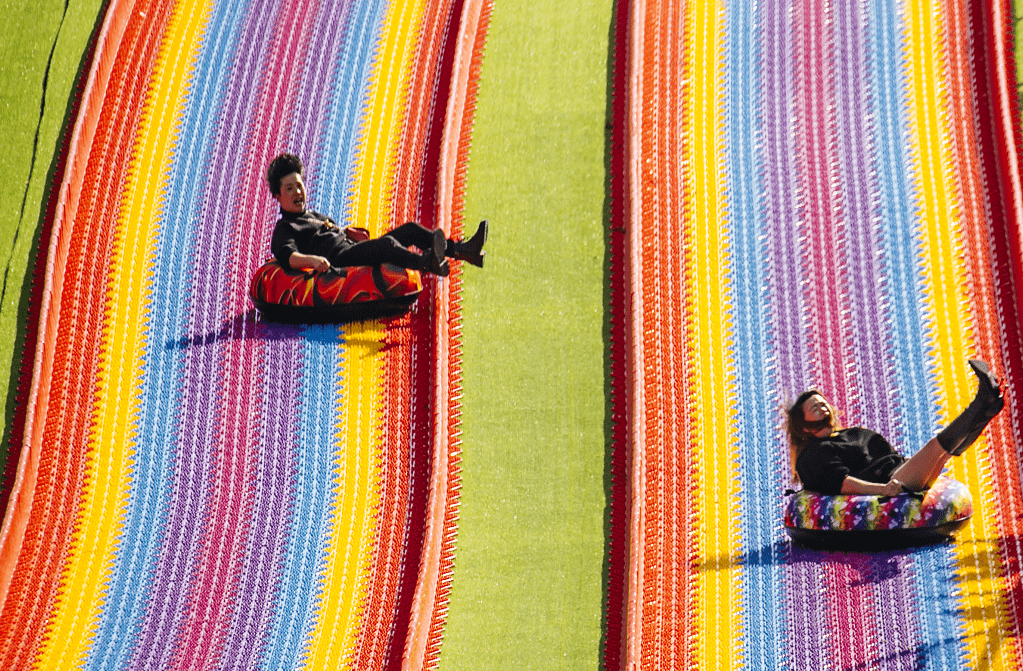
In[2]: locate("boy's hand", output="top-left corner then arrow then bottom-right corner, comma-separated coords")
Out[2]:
306,256 -> 330,274
289,252 -> 331,274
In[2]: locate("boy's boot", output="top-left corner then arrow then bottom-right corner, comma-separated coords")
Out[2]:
447,220 -> 488,267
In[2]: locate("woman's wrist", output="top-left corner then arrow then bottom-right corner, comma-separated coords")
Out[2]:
841,476 -> 893,496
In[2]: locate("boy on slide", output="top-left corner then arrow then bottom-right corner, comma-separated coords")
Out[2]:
266,153 -> 488,277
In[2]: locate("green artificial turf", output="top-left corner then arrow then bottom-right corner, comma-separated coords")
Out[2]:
439,1 -> 613,669
0,0 -> 106,479
1016,0 -> 1022,119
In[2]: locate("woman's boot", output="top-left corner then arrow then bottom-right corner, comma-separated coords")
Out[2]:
936,359 -> 1004,456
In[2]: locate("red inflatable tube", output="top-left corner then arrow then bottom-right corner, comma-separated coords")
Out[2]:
249,259 -> 423,323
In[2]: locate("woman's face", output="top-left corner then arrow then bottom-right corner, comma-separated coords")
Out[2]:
801,393 -> 833,424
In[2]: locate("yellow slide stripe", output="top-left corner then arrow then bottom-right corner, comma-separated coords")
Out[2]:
304,1 -> 425,667
903,0 -> 1014,668
689,3 -> 741,670
304,321 -> 387,669
349,0 -> 427,234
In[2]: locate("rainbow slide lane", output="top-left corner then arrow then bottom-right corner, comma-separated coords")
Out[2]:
0,0 -> 490,669
606,0 -> 1023,670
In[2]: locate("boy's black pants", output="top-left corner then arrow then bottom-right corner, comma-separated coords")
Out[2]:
329,222 -> 436,269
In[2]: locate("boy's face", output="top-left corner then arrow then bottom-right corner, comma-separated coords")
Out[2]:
275,172 -> 306,213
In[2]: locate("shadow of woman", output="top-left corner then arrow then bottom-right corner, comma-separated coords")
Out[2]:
694,538 -> 923,582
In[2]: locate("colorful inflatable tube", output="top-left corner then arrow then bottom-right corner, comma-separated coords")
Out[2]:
784,477 -> 974,550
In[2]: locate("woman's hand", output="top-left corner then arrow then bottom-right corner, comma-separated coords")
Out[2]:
878,479 -> 904,497
840,476 -> 905,497
289,252 -> 331,274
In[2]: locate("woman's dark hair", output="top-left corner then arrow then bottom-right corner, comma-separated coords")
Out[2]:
786,389 -> 841,459
787,390 -> 822,453
266,153 -> 304,196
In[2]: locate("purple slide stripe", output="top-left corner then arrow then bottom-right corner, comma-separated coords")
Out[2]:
127,1 -> 286,666
834,0 -> 892,428
760,0 -> 827,665
832,2 -> 925,666
215,2 -> 356,668
168,0 -> 333,667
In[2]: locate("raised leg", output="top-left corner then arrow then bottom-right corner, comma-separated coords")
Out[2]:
936,359 -> 1004,456
891,439 -> 952,491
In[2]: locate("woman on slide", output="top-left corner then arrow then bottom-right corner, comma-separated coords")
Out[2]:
788,360 -> 1004,496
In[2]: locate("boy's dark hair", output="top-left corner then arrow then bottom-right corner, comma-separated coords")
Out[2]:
266,153 -> 304,196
